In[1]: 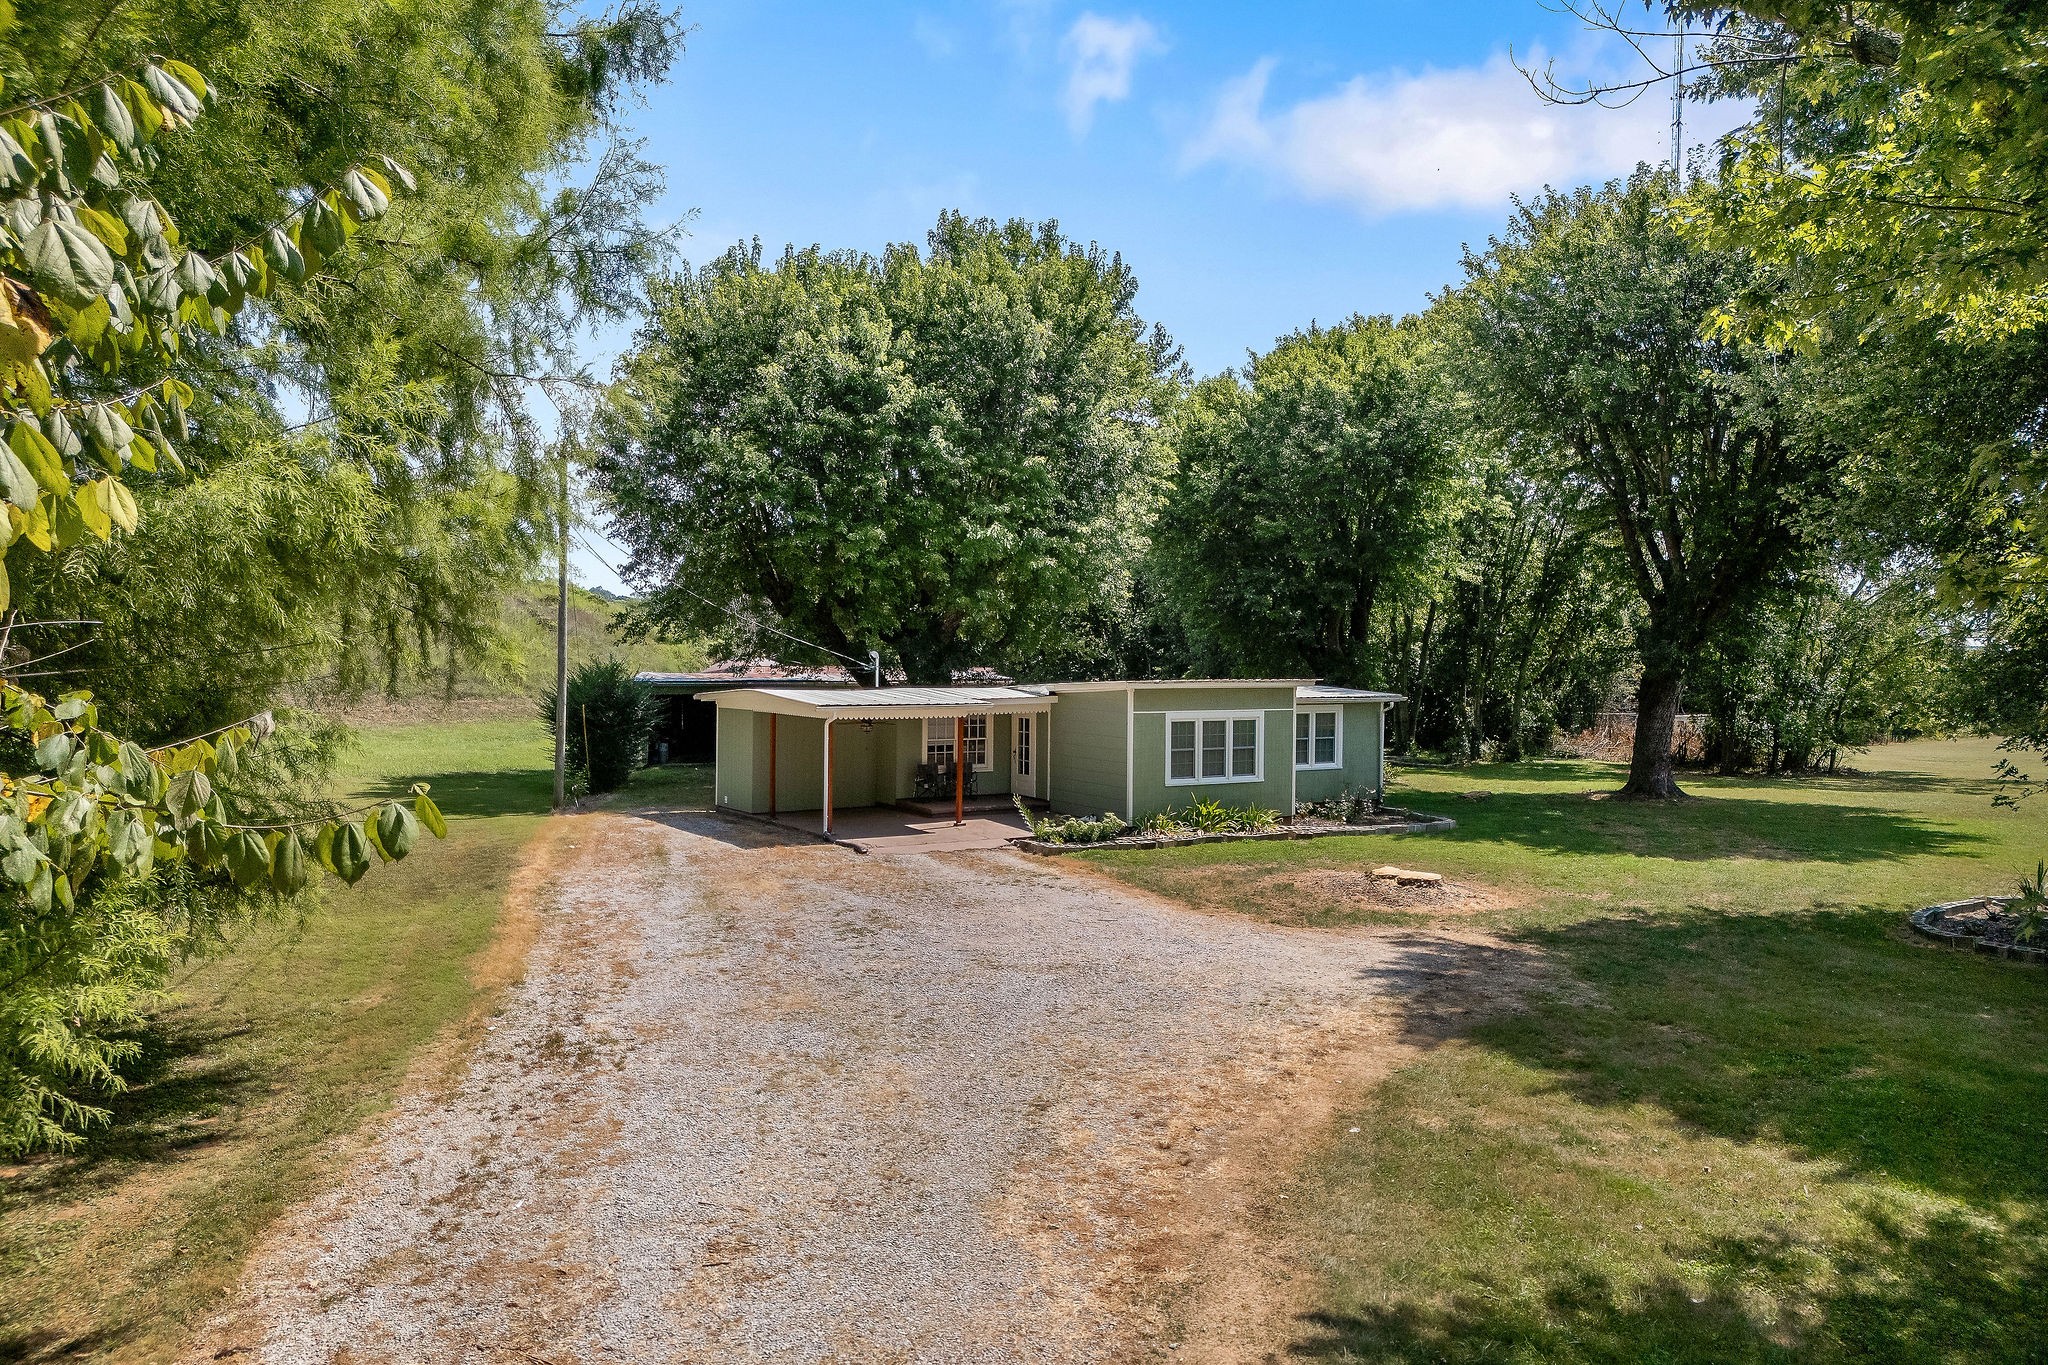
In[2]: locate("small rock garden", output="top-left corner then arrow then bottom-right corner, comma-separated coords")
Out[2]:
1011,789 -> 1454,853
1909,861 -> 2047,964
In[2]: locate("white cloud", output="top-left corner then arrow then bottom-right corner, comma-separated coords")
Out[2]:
1182,50 -> 1737,216
1060,13 -> 1163,135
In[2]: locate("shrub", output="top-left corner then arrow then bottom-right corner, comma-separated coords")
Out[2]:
1141,799 -> 1280,836
2018,860 -> 2047,945
541,657 -> 658,793
1014,797 -> 1127,845
1296,786 -> 1381,824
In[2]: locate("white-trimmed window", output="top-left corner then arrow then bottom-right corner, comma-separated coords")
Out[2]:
1014,715 -> 1032,777
924,717 -> 955,767
1166,711 -> 1263,785
1295,709 -> 1342,769
962,714 -> 990,771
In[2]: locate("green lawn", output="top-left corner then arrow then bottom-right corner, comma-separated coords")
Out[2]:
0,717 -> 708,1364
1081,737 -> 2048,1362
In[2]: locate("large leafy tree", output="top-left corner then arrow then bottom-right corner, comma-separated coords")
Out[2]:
598,213 -> 1182,684
6,0 -> 680,726
1662,0 -> 2048,345
1446,171 -> 1840,798
1151,315 -> 1456,683
0,0 -> 679,1148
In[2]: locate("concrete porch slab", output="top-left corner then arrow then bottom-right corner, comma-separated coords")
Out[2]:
764,805 -> 1033,854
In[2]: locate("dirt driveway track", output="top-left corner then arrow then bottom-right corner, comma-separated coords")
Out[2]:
191,807 -> 1508,1364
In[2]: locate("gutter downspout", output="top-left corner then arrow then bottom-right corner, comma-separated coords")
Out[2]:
1124,686 -> 1135,822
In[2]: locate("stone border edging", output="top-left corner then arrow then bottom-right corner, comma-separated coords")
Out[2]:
1012,808 -> 1456,856
1908,896 -> 2047,965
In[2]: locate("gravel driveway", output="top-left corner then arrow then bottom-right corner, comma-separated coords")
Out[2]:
192,808 -> 1496,1364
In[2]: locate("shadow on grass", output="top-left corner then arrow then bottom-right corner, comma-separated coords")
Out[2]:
0,1015 -> 263,1206
1295,906 -> 2048,1362
1400,789 -> 1979,864
356,767 -> 554,820
1288,1209 -> 2047,1362
1466,907 -> 2048,1208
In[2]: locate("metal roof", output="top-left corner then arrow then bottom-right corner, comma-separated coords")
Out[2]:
1041,677 -> 1318,693
709,685 -> 1057,721
1297,685 -> 1405,702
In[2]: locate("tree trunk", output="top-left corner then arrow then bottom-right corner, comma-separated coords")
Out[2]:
1621,665 -> 1687,798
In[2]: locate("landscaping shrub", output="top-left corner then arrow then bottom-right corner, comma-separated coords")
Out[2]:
1014,798 -> 1128,845
541,658 -> 658,793
1138,799 -> 1281,837
1296,786 -> 1381,824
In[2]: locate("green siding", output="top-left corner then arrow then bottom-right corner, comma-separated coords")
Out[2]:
1047,690 -> 1129,818
1294,701 -> 1388,805
714,704 -> 755,810
1130,684 -> 1298,821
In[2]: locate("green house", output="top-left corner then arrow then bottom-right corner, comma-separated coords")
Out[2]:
709,679 -> 1398,834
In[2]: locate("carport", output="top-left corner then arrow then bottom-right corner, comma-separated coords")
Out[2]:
709,686 -> 1057,836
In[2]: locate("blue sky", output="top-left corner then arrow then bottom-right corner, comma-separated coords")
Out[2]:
572,0 -> 1740,588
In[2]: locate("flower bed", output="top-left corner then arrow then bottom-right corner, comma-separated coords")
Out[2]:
1907,897 -> 2048,964
1011,806 -> 1456,855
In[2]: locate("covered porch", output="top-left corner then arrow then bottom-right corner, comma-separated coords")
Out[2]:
709,685 -> 1056,838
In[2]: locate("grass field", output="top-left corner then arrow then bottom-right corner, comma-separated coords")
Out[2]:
1082,737 -> 2048,1362
0,718 -> 706,1363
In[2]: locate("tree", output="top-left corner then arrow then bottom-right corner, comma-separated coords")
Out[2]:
541,656 -> 656,793
8,0 -> 682,719
1387,450 -> 1637,759
0,48 -> 467,1153
598,213 -> 1182,684
1663,0 -> 2048,345
1446,171 -> 1839,797
1150,316 -> 1457,682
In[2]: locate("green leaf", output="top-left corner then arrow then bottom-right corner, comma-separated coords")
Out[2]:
339,168 -> 391,221
376,801 -> 419,860
8,419 -> 67,496
0,126 -> 34,191
142,65 -> 202,124
330,820 -> 372,886
261,226 -> 304,283
33,732 -> 72,769
22,218 -> 116,306
166,767 -> 211,820
414,788 -> 447,839
2,843 -> 40,886
269,832 -> 308,894
92,82 -> 137,153
186,818 -> 229,867
0,432 -> 41,511
40,410 -> 82,463
224,829 -> 270,888
106,808 -> 152,877
82,403 -> 133,463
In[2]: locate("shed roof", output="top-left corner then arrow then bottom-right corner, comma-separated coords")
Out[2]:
709,685 -> 1056,722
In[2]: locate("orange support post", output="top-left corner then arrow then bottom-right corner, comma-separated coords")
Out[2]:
954,715 -> 965,826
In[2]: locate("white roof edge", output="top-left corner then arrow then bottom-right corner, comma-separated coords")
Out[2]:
1043,677 -> 1318,693
1296,685 -> 1404,702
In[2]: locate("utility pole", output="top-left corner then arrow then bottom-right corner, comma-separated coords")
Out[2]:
1671,29 -> 1685,175
552,447 -> 570,811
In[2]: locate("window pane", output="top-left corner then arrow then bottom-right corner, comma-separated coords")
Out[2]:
1314,711 -> 1337,765
1295,713 -> 1310,767
1169,720 -> 1196,779
1232,718 -> 1258,776
1016,717 -> 1031,775
1201,719 -> 1227,777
